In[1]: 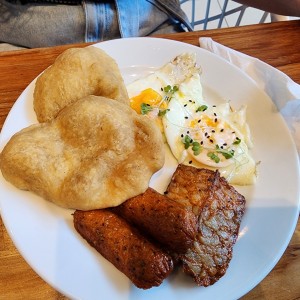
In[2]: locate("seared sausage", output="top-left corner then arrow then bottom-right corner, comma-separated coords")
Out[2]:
113,187 -> 197,253
73,209 -> 173,289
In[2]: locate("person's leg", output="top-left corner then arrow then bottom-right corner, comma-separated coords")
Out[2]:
0,1 -> 86,48
0,0 -> 191,50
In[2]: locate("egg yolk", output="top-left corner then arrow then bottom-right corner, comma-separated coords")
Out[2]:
130,88 -> 162,114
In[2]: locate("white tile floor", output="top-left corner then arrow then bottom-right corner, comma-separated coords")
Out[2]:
180,0 -> 272,30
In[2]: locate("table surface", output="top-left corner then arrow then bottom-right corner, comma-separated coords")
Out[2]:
0,20 -> 299,299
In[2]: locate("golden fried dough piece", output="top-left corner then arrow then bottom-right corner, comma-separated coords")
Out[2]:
73,209 -> 174,289
0,95 -> 164,210
33,46 -> 129,122
166,164 -> 245,286
113,187 -> 197,253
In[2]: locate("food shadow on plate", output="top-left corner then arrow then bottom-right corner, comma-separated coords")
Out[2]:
128,265 -> 201,300
57,213 -> 131,295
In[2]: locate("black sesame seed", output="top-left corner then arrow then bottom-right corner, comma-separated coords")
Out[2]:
187,131 -> 190,134
223,143 -> 227,146
181,134 -> 184,137
185,116 -> 188,119
198,119 -> 201,123
184,104 -> 187,107
213,105 -> 216,107
220,129 -> 224,132
210,139 -> 214,143
214,113 -> 217,116
200,141 -> 203,145
212,130 -> 215,133
214,118 -> 218,122
205,132 -> 208,137
189,160 -> 192,164
164,191 -> 168,195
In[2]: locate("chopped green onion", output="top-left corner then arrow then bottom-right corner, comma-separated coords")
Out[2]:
233,137 -> 241,145
216,145 -> 235,159
207,152 -> 220,163
140,103 -> 153,115
193,148 -> 201,156
182,135 -> 192,149
196,105 -> 208,112
163,85 -> 172,93
219,149 -> 235,159
163,85 -> 179,102
158,109 -> 170,116
192,141 -> 201,155
172,85 -> 179,92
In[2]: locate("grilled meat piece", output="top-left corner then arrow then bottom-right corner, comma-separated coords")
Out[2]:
166,164 -> 246,286
73,209 -> 173,289
113,187 -> 197,253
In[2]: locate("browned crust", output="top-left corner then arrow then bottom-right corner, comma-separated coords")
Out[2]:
112,187 -> 198,253
73,209 -> 173,289
166,164 -> 246,286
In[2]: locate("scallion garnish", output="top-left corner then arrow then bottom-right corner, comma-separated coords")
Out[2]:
233,137 -> 241,145
158,109 -> 170,116
163,85 -> 179,102
207,152 -> 220,163
182,135 -> 193,149
140,103 -> 153,115
196,105 -> 208,112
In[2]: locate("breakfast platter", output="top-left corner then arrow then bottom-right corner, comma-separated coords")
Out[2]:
0,37 -> 299,300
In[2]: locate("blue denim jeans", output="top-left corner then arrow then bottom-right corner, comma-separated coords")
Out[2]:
0,0 -> 192,49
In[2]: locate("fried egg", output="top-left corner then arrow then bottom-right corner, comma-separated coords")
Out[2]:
163,98 -> 256,185
127,53 -> 201,132
126,53 -> 256,185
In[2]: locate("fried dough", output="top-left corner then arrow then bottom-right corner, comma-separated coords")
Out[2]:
73,209 -> 174,289
166,164 -> 245,286
113,187 -> 198,253
0,95 -> 164,210
33,46 -> 129,122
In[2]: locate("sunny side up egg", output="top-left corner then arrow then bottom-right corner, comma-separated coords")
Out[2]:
126,53 -> 257,185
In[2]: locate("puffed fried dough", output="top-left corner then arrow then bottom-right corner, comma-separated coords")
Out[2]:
112,187 -> 198,253
33,46 -> 129,122
166,164 -> 245,286
0,95 -> 165,210
73,209 -> 174,289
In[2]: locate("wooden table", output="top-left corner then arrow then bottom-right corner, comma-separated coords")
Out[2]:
0,20 -> 299,299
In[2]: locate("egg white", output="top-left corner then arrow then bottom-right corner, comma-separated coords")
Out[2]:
126,52 -> 256,185
163,97 -> 256,185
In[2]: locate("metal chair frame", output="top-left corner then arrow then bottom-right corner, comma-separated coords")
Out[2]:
180,0 -> 269,30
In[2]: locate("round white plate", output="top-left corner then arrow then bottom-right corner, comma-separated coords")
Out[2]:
0,38 -> 299,300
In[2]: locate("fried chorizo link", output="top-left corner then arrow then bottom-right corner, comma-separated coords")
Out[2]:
112,187 -> 197,253
166,164 -> 246,287
73,209 -> 173,289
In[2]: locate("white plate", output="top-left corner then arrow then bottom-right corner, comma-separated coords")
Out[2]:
0,38 -> 299,300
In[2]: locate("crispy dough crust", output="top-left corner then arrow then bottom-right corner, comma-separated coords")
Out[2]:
0,96 -> 165,210
33,46 -> 129,122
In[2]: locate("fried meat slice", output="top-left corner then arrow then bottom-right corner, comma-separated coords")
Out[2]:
73,209 -> 173,289
166,164 -> 246,286
112,187 -> 197,253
